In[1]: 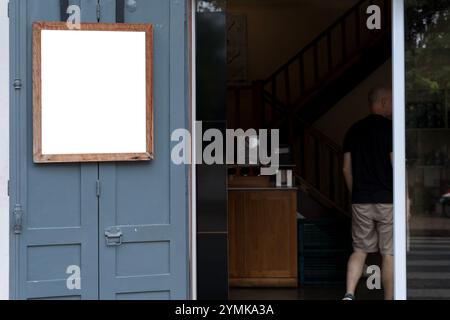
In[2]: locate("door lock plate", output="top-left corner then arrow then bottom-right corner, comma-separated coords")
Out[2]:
105,227 -> 123,246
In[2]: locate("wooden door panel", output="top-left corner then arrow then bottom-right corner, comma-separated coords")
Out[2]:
229,190 -> 297,287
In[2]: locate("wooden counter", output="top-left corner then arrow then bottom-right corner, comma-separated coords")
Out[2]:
228,188 -> 298,287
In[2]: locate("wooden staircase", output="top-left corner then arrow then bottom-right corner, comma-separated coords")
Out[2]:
262,0 -> 391,125
227,0 -> 392,218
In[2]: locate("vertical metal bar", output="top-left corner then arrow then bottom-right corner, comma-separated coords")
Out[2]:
392,0 -> 407,301
116,0 -> 125,23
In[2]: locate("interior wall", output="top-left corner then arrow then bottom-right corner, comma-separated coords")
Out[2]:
314,60 -> 393,146
227,0 -> 359,81
0,0 -> 10,301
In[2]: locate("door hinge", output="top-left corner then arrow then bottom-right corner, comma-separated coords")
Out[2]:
96,2 -> 101,22
96,180 -> 101,197
13,79 -> 22,90
7,1 -> 10,18
7,180 -> 10,197
13,204 -> 23,234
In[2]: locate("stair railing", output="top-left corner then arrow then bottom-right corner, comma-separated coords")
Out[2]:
295,120 -> 350,215
227,83 -> 351,216
262,0 -> 391,130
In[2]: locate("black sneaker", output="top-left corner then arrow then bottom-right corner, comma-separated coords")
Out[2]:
342,293 -> 355,300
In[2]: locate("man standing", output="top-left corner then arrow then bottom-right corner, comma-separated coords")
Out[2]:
342,86 -> 393,300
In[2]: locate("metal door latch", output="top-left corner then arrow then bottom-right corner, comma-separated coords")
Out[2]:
13,204 -> 23,234
105,227 -> 123,246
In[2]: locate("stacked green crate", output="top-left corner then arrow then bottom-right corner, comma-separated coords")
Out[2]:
298,218 -> 353,285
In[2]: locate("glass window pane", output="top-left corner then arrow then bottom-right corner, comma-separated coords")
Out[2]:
405,0 -> 450,300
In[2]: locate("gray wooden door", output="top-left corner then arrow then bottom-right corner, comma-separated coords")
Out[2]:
9,0 -> 189,300
97,0 -> 189,300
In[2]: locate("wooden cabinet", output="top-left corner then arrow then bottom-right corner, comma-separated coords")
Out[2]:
228,189 -> 298,287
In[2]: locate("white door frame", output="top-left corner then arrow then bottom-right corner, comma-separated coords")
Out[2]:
392,0 -> 407,300
189,0 -> 197,300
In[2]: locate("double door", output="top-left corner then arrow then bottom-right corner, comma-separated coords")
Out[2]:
9,0 -> 188,300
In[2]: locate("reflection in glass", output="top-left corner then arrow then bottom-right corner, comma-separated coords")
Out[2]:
405,0 -> 450,300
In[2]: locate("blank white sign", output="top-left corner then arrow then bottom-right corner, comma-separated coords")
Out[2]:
33,23 -> 153,162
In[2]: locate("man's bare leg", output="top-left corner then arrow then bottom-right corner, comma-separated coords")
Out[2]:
346,251 -> 368,297
382,255 -> 393,300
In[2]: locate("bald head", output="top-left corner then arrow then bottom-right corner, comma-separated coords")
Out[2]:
369,86 -> 392,118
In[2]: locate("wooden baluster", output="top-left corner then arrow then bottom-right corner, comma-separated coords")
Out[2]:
299,126 -> 306,178
329,150 -> 335,202
235,88 -> 241,129
284,68 -> 291,107
284,68 -> 294,142
355,5 -> 361,47
341,19 -> 347,61
272,76 -> 277,100
314,136 -> 320,191
299,53 -> 305,96
313,43 -> 319,84
252,80 -> 264,130
327,30 -> 333,73
271,78 -> 277,127
261,96 -> 266,129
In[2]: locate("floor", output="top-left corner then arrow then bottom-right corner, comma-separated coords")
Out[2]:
229,282 -> 384,300
228,235 -> 450,300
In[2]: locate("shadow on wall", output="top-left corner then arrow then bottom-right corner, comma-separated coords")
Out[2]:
314,60 -> 393,146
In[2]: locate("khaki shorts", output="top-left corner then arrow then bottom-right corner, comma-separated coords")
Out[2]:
352,204 -> 393,256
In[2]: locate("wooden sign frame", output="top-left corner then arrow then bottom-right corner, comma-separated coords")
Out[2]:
32,22 -> 153,163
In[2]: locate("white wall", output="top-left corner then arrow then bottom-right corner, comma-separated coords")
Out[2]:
0,0 -> 9,300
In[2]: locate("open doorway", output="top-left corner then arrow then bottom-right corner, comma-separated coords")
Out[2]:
225,0 -> 392,300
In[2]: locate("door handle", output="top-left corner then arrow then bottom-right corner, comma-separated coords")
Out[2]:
105,227 -> 123,246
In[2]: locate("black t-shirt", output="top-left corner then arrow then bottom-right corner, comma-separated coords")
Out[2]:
343,114 -> 393,204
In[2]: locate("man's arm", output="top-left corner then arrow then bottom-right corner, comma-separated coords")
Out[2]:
343,152 -> 353,194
